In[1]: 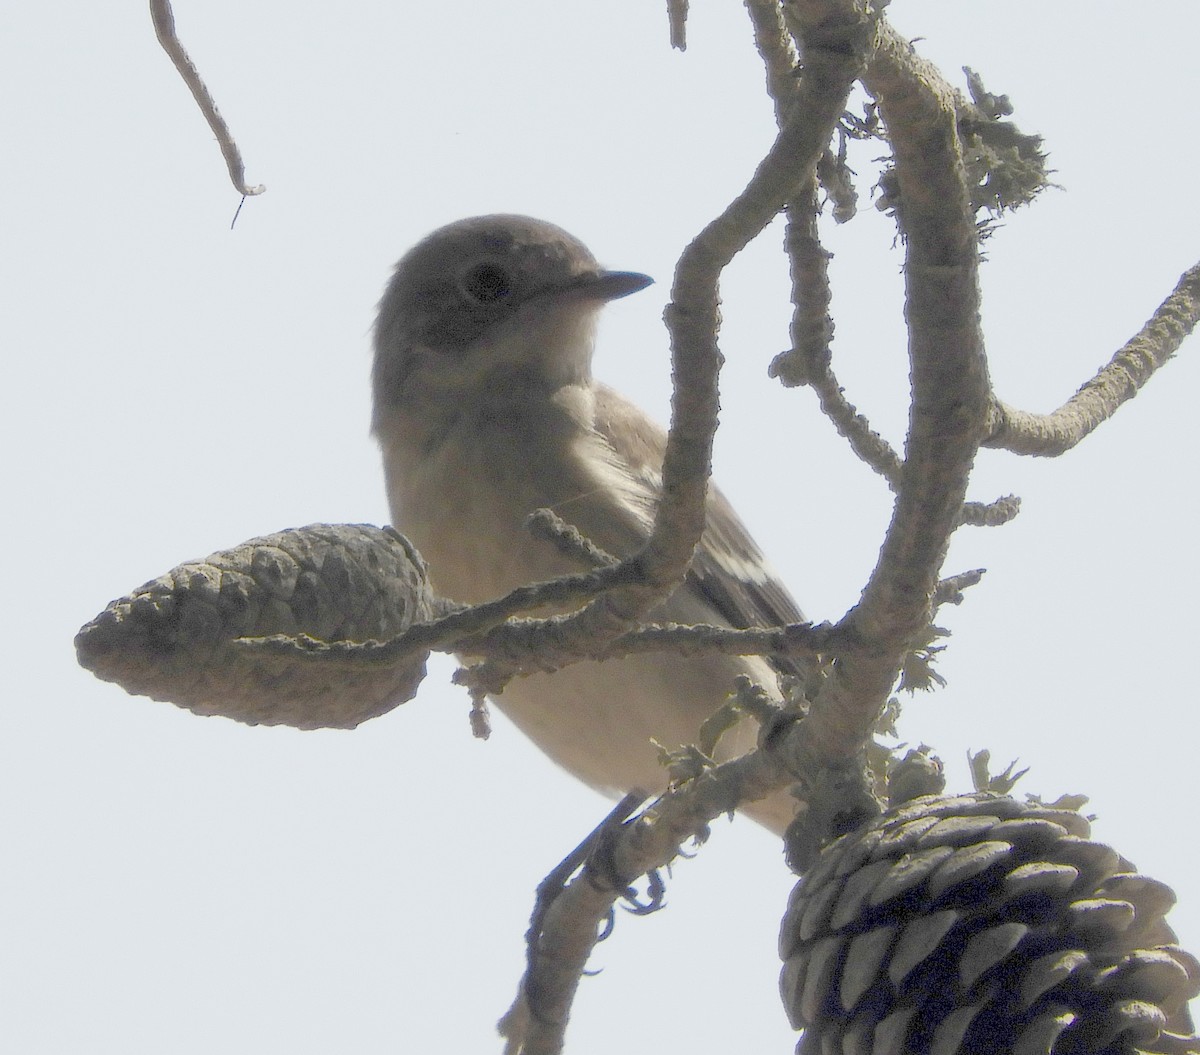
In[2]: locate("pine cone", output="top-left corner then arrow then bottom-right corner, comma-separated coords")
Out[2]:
76,524 -> 446,730
779,793 -> 1199,1055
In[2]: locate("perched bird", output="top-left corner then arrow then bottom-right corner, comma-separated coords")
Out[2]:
372,215 -> 803,833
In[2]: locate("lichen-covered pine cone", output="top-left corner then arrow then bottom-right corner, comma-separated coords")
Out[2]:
76,524 -> 445,730
779,793 -> 1199,1055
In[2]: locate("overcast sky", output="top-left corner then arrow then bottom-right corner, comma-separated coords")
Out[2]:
4,3 -> 1198,1053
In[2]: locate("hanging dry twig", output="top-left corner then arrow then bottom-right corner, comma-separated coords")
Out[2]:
149,0 -> 265,198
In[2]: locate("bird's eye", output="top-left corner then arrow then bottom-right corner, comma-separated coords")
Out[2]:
458,262 -> 513,304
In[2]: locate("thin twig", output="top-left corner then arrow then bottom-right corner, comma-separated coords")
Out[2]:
748,0 -> 901,483
466,617 -> 841,668
451,617 -> 838,709
149,0 -> 265,197
810,364 -> 904,485
959,493 -> 1021,527
525,509 -> 619,569
235,560 -> 642,668
933,568 -> 985,608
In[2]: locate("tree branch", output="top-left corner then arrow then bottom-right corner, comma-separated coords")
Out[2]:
983,261 -> 1200,455
498,746 -> 794,1054
770,14 -> 990,767
486,7 -> 874,679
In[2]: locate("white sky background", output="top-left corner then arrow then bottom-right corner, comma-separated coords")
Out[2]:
3,2 -> 1198,1052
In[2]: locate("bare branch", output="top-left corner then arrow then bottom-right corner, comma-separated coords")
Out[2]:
605,619 -> 838,663
983,261 -> 1200,456
499,747 -> 793,1054
467,617 -> 841,668
499,794 -> 646,1055
490,8 -> 875,675
851,23 -> 989,629
237,615 -> 843,720
149,0 -> 265,197
764,14 -> 991,766
499,686 -> 901,1053
648,8 -> 874,592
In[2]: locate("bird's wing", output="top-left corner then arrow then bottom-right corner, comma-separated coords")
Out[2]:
592,383 -> 805,634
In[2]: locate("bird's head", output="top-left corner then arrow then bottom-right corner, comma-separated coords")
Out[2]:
372,215 -> 652,428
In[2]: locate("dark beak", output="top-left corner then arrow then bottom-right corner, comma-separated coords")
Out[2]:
570,269 -> 655,302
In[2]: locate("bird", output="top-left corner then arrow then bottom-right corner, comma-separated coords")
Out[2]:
371,215 -> 804,834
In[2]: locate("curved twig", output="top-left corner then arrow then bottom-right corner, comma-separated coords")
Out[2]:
810,365 -> 905,484
149,0 -> 265,197
748,0 -> 902,483
984,262 -> 1200,456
